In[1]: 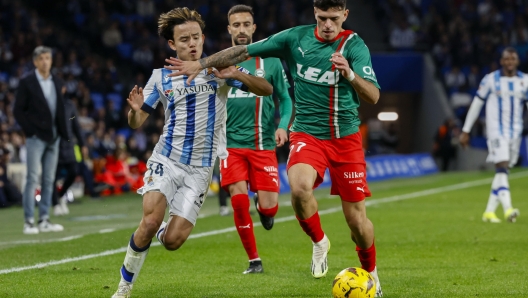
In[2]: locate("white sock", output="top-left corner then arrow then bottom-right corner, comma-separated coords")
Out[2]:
156,221 -> 167,245
120,233 -> 151,285
494,172 -> 512,212
485,174 -> 501,213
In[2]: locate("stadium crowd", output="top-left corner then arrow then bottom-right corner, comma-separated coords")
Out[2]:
376,0 -> 528,137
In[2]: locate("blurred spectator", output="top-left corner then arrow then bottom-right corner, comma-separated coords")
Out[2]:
390,19 -> 416,50
433,118 -> 460,172
445,66 -> 466,89
102,22 -> 123,48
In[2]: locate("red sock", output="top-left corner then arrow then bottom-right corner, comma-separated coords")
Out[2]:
356,242 -> 376,272
258,203 -> 278,217
231,194 -> 258,260
296,212 -> 324,243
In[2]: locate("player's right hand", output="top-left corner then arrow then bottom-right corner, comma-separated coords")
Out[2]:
164,57 -> 203,85
127,85 -> 144,112
459,132 -> 470,149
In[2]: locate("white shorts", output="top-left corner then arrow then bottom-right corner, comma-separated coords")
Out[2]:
137,152 -> 213,225
486,137 -> 521,167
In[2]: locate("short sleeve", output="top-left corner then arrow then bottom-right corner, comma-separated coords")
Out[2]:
247,28 -> 292,59
141,69 -> 161,114
476,74 -> 492,101
225,65 -> 250,92
346,38 -> 380,89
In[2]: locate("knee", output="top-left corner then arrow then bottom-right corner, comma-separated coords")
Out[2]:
163,234 -> 186,251
289,179 -> 312,201
141,216 -> 162,235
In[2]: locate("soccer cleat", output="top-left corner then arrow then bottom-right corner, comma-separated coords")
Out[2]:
253,194 -> 274,230
38,219 -> 64,232
60,195 -> 70,215
112,282 -> 132,298
311,234 -> 330,278
156,221 -> 167,245
219,206 -> 230,216
504,208 -> 520,223
369,266 -> 383,297
482,212 -> 501,223
243,260 -> 263,274
53,205 -> 64,216
23,222 -> 39,235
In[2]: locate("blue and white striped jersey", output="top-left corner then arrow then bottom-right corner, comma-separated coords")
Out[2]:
140,67 -> 250,167
477,70 -> 528,139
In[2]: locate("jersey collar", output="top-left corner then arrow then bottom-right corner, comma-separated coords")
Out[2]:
314,26 -> 354,43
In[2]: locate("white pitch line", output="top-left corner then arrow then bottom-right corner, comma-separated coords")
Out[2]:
1,171 -> 527,275
0,235 -> 85,246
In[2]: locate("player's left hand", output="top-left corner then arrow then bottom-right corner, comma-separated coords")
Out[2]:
275,128 -> 288,147
212,66 -> 239,79
330,52 -> 352,79
164,57 -> 202,84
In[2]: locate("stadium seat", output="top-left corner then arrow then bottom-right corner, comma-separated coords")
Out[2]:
117,43 -> 133,60
74,13 -> 86,27
107,93 -> 123,110
116,129 -> 132,140
90,92 -> 105,110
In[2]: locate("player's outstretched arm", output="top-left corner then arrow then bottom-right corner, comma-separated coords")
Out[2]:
213,66 -> 273,96
460,97 -> 485,148
165,46 -> 250,84
127,85 -> 149,129
330,52 -> 380,104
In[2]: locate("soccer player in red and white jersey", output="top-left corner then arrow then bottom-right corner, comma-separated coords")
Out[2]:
166,0 -> 383,296
221,5 -> 293,274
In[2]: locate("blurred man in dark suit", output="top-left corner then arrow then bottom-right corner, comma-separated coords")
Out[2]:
14,46 -> 68,234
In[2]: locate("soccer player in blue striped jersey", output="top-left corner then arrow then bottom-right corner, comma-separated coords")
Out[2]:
460,47 -> 526,224
111,8 -> 272,298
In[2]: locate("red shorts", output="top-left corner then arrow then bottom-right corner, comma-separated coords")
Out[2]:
286,131 -> 371,202
220,148 -> 280,193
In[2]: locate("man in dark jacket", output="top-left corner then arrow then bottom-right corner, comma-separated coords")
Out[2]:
14,46 -> 68,234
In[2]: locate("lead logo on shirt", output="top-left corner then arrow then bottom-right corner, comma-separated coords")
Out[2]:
255,68 -> 266,77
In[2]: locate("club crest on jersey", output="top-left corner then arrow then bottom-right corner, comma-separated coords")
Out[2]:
255,68 -> 266,77
147,176 -> 154,186
164,89 -> 175,98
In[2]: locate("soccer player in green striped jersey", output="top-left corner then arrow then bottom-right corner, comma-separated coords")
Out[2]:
220,5 -> 293,275
166,1 -> 382,295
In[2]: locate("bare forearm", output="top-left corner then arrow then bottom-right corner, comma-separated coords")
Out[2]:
128,110 -> 147,129
233,72 -> 273,96
199,45 -> 250,69
350,75 -> 380,104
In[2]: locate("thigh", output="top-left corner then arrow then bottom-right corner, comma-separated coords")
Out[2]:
287,132 -> 328,188
486,138 -> 509,165
168,164 -> 213,226
25,137 -> 46,176
138,153 -> 180,201
41,139 -> 60,177
247,150 -> 280,193
219,148 -> 249,189
327,132 -> 371,202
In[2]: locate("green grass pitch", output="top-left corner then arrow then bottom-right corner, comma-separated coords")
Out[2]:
0,170 -> 527,297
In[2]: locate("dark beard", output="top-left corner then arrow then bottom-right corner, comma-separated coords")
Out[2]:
234,37 -> 252,46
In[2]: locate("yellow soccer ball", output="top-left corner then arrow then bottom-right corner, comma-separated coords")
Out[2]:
332,267 -> 376,298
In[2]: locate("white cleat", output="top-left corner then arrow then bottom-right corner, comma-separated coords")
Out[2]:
23,222 -> 39,235
369,266 -> 383,297
60,195 -> 70,215
112,282 -> 132,298
53,205 -> 64,216
38,219 -> 64,232
156,221 -> 167,245
311,234 -> 330,278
